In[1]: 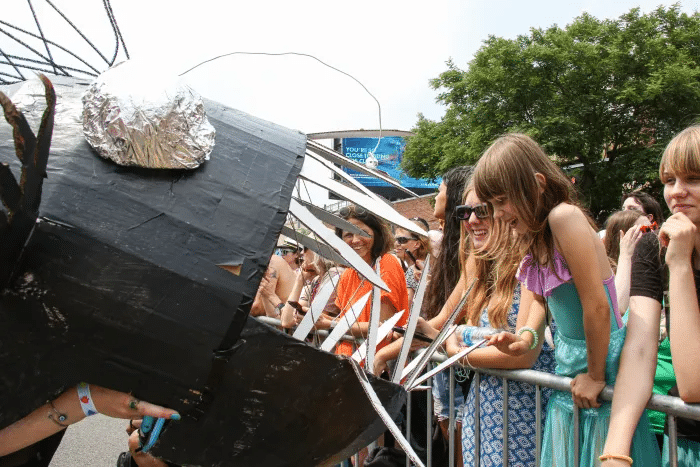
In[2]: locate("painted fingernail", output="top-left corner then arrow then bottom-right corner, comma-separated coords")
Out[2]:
170,413 -> 181,420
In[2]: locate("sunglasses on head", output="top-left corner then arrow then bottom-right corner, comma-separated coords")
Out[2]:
395,236 -> 418,245
338,205 -> 368,219
454,203 -> 490,221
410,217 -> 430,231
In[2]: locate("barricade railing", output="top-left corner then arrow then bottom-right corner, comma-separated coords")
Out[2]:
256,316 -> 700,467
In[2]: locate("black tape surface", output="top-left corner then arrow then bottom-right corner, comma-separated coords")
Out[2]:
0,77 -> 405,466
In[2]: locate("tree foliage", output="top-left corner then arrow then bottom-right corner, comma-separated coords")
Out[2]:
403,5 -> 700,220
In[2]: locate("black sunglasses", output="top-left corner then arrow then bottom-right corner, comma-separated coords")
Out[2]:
395,236 -> 418,245
454,203 -> 490,221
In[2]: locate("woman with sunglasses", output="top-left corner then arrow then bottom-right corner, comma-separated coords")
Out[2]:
442,184 -> 555,467
394,219 -> 431,308
373,167 -> 472,464
313,205 -> 408,358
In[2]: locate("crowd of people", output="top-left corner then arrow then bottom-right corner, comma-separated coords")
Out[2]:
3,125 -> 700,467
246,126 -> 700,467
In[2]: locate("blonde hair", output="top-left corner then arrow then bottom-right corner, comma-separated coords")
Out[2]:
472,133 -> 584,268
460,185 -> 523,329
660,125 -> 700,183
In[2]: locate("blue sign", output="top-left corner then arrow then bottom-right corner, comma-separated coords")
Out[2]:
342,137 -> 440,189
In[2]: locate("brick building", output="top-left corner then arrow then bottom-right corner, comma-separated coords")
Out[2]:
391,193 -> 440,231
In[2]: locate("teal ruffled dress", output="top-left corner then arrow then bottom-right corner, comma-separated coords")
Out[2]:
518,250 -> 661,467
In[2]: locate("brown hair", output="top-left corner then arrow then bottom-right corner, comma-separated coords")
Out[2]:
472,133 -> 590,269
603,210 -> 646,272
336,205 -> 394,262
424,166 -> 472,319
409,219 -> 430,260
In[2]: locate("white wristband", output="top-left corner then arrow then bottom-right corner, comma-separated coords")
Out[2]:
77,382 -> 99,416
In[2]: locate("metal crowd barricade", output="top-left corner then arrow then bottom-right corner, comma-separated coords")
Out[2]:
256,316 -> 700,467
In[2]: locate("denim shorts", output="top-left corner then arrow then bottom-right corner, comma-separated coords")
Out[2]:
431,367 -> 467,421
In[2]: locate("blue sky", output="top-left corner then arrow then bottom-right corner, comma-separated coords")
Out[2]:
3,1 -> 700,135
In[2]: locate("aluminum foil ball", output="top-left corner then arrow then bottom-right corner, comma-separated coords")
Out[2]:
82,60 -> 215,169
365,153 -> 378,169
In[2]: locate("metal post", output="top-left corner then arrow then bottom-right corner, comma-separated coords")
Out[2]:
449,366 -> 455,467
535,385 -> 541,467
474,371 -> 481,467
668,414 -> 678,467
502,377 -> 509,467
573,404 -> 579,466
406,390 -> 412,467
427,379 -> 433,467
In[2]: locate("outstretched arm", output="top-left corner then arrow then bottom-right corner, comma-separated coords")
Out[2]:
484,286 -> 546,367
0,385 -> 179,457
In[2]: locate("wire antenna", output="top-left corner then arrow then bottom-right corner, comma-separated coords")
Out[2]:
0,0 -> 129,85
180,51 -> 383,149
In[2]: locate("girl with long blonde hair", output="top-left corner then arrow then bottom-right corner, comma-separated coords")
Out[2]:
444,182 -> 555,467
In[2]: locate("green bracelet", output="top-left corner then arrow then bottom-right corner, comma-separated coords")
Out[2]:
517,326 -> 539,350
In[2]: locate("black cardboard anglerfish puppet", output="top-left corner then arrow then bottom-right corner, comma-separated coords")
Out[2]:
0,75 -> 404,467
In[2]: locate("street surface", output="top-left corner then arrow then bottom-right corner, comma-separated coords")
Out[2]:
49,415 -> 127,466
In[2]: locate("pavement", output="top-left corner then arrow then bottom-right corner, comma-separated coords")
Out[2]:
49,415 -> 128,467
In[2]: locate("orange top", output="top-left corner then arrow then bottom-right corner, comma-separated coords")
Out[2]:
334,253 -> 408,356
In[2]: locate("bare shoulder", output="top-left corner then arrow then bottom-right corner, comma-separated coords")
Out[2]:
268,254 -> 290,271
547,203 -> 588,232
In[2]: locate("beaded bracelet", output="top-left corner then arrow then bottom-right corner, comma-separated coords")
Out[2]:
599,453 -> 633,464
517,326 -> 539,350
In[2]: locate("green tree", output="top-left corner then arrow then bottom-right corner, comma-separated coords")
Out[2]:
403,5 -> 700,220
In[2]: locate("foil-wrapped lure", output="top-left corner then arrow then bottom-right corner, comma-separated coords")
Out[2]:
82,60 -> 215,169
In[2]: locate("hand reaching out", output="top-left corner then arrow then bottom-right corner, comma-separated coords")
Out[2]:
486,331 -> 530,356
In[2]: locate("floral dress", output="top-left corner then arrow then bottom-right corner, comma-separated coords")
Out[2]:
461,285 -> 556,467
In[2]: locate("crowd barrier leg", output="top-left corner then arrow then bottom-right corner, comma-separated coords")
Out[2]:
573,404 -> 580,466
535,385 -> 542,467
449,366 -> 456,467
668,414 -> 678,467
474,372 -> 481,467
502,377 -> 509,467
426,380 -> 433,467
406,390 -> 412,467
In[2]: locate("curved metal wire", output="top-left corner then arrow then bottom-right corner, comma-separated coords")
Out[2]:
0,0 -> 128,85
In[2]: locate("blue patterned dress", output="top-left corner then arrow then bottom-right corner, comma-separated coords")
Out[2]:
461,285 -> 556,467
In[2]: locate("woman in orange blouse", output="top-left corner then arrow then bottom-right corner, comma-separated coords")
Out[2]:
316,205 -> 408,356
